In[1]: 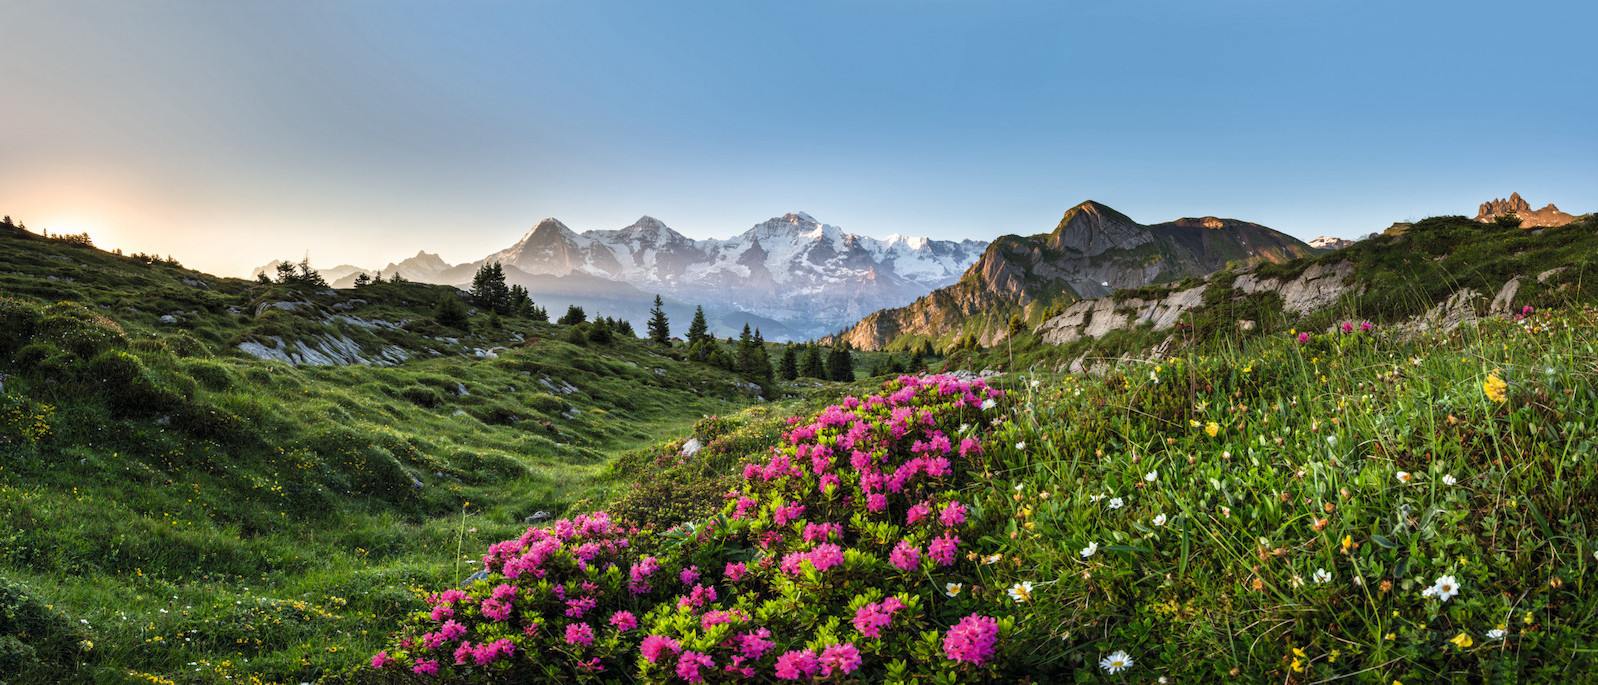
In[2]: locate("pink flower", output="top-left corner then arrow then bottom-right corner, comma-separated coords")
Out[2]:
939,500 -> 967,527
1523,305 -> 1536,316
453,641 -> 475,665
889,540 -> 923,571
438,620 -> 467,642
1297,332 -> 1311,343
1361,321 -> 1374,332
430,603 -> 453,621
942,613 -> 1000,665
808,543 -> 845,572
819,643 -> 863,676
609,610 -> 637,632
640,635 -> 682,664
412,658 -> 439,675
867,492 -> 888,512
928,533 -> 960,566
480,597 -> 511,621
906,501 -> 932,526
775,649 -> 820,680
773,501 -> 807,526
371,651 -> 392,669
680,565 -> 701,586
564,622 -> 595,647
803,522 -> 841,542
1341,321 -> 1354,333
853,597 -> 904,638
725,561 -> 748,581
490,583 -> 518,601
677,650 -> 715,683
737,628 -> 775,660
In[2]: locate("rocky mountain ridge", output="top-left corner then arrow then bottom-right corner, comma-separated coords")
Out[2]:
828,201 -> 1317,350
1475,192 -> 1576,227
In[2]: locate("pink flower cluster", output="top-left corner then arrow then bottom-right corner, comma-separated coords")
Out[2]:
774,643 -> 862,680
779,543 -> 845,576
852,597 -> 905,638
942,613 -> 1000,665
453,638 -> 514,666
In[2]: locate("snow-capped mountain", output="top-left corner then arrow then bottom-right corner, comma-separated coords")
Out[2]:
475,213 -> 988,337
268,213 -> 987,340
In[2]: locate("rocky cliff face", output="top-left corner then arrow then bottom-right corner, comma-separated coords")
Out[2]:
828,201 -> 1318,350
1475,193 -> 1576,228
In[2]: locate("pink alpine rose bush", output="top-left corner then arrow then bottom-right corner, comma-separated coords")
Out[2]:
369,375 -> 1014,681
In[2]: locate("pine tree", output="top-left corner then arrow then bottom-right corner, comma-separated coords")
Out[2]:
735,324 -> 758,376
433,292 -> 469,330
686,306 -> 710,345
777,345 -> 799,380
558,305 -> 587,326
799,346 -> 826,379
647,295 -> 671,344
372,270 -> 384,284
471,262 -> 511,314
509,285 -> 533,317
353,273 -> 371,287
826,345 -> 854,382
587,318 -> 613,344
614,319 -> 635,338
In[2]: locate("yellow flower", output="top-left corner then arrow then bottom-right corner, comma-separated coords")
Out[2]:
1450,632 -> 1474,648
1483,373 -> 1508,402
1205,422 -> 1220,437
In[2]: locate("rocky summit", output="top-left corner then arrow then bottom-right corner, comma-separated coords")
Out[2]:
1475,192 -> 1576,227
828,200 -> 1316,350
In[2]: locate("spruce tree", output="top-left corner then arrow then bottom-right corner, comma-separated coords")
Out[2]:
825,345 -> 854,382
353,273 -> 371,287
558,305 -> 587,326
471,262 -> 511,314
799,346 -> 826,379
686,306 -> 710,345
735,324 -> 758,376
587,318 -> 613,344
647,295 -> 671,344
433,292 -> 469,330
777,345 -> 799,380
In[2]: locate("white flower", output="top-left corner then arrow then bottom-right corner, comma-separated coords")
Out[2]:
1007,581 -> 1034,602
1442,474 -> 1457,486
1144,470 -> 1157,482
1326,435 -> 1337,446
1313,568 -> 1332,584
1014,483 -> 1025,491
1030,379 -> 1041,388
1152,513 -> 1167,526
1396,470 -> 1413,484
1108,497 -> 1124,509
1429,574 -> 1461,602
981,554 -> 1002,565
1089,493 -> 1106,503
1487,627 -> 1506,639
981,399 -> 996,410
1080,541 -> 1098,558
1099,650 -> 1134,674
1352,575 -> 1364,586
1289,575 -> 1304,588
1015,441 -> 1027,450
1149,371 -> 1159,382
944,582 -> 963,597
1158,678 -> 1168,684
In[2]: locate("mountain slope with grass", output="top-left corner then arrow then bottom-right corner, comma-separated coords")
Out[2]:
0,218 -> 789,683
828,200 -> 1318,352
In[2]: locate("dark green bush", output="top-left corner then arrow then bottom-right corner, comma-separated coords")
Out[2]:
86,350 -> 179,417
400,385 -> 443,408
0,576 -> 90,683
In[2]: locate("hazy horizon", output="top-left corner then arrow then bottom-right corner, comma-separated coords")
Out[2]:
4,0 -> 1594,278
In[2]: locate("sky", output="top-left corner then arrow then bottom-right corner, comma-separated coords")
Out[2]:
2,0 -> 1594,278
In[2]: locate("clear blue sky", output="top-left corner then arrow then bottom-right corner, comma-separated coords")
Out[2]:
3,0 -> 1593,276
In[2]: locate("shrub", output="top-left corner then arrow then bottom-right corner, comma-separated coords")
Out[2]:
368,375 -> 1021,682
0,576 -> 90,682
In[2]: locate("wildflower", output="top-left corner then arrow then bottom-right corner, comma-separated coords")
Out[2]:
1007,581 -> 1034,602
371,651 -> 392,669
564,622 -> 595,647
982,553 -> 1003,565
1442,474 -> 1457,486
1108,497 -> 1124,509
1362,321 -> 1374,331
1450,632 -> 1474,649
1100,650 -> 1134,674
677,651 -> 714,683
1313,568 -> 1332,584
1297,332 -> 1311,344
1205,421 -> 1219,437
1396,471 -> 1412,484
1015,441 -> 1027,451
1144,470 -> 1157,482
1289,575 -> 1304,588
889,540 -> 923,571
1483,373 -> 1508,402
1152,513 -> 1167,526
942,614 -> 1000,665
1487,625 -> 1506,639
939,500 -> 968,527
1341,321 -> 1354,333
1427,575 -> 1461,602
945,582 -> 963,597
640,635 -> 682,664
609,611 -> 637,632
775,648 -> 820,680
1220,506 -> 1231,518
981,398 -> 996,410
1080,541 -> 1098,558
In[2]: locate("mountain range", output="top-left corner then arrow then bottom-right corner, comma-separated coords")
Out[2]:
827,200 -> 1319,350
254,213 -> 988,341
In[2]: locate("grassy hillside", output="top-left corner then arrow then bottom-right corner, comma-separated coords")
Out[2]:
0,222 -> 785,683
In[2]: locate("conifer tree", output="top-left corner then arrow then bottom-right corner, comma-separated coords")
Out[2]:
686,306 -> 711,345
777,345 -> 799,380
558,305 -> 587,326
587,318 -> 613,344
647,295 -> 671,344
433,292 -> 469,330
471,262 -> 511,314
825,345 -> 854,382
